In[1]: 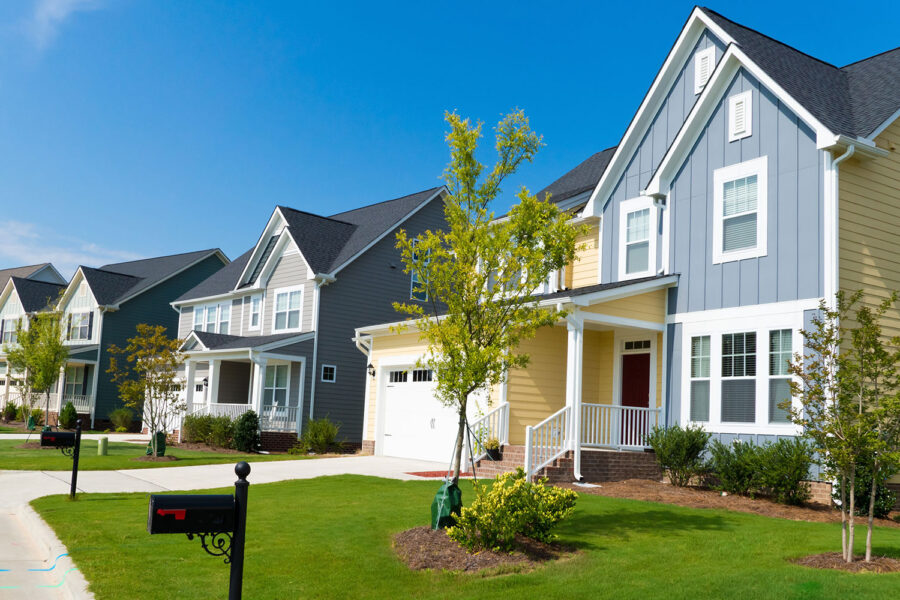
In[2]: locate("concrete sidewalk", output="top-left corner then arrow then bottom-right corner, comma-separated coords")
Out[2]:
0,455 -> 445,599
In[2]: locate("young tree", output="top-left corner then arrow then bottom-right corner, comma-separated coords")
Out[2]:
394,110 -> 585,484
107,324 -> 185,457
787,291 -> 900,563
4,311 -> 69,429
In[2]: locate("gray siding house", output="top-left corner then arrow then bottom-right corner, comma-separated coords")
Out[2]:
173,187 -> 447,447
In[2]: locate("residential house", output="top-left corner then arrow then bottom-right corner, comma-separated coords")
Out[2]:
172,187 -> 447,449
354,7 -> 900,483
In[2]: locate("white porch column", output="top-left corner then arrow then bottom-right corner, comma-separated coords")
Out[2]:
565,315 -> 584,481
208,359 -> 221,407
56,366 -> 66,413
184,360 -> 196,415
250,358 -> 268,415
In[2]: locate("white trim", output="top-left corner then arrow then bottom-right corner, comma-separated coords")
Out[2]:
823,151 -> 837,305
320,363 -> 337,383
865,106 -> 900,141
668,298 -> 821,325
618,196 -> 657,280
584,7 -> 736,216
580,312 -> 666,332
30,264 -> 66,286
644,44 -> 837,199
172,288 -> 258,309
595,215 -> 604,283
612,331 -> 657,410
236,209 -> 287,287
270,285 -> 305,334
247,294 -> 262,331
712,156 -> 768,264
257,230 -> 314,289
694,46 -> 715,94
728,90 -> 752,142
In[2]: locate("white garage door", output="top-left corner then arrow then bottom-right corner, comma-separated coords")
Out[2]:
381,367 -> 462,463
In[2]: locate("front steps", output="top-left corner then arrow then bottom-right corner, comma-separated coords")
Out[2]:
473,445 -> 663,483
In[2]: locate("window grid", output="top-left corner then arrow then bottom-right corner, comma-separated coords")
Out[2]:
321,364 -> 336,383
263,365 -> 289,407
249,295 -> 261,329
769,329 -> 793,423
412,369 -> 433,382
625,208 -> 651,275
690,336 -> 710,422
274,290 -> 302,331
69,312 -> 91,341
1,318 -> 19,344
389,370 -> 408,383
721,332 -> 756,423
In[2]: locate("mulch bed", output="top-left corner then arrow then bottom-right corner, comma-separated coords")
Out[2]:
794,552 -> 900,573
393,526 -> 573,573
562,479 -> 900,528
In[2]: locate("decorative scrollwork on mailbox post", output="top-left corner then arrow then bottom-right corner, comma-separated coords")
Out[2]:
187,531 -> 233,563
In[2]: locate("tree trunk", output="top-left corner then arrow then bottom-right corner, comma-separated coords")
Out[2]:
840,474 -> 848,561
865,459 -> 879,562
847,467 -> 856,563
451,395 -> 468,485
45,390 -> 50,427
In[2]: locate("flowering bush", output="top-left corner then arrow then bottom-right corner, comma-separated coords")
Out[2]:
447,468 -> 577,552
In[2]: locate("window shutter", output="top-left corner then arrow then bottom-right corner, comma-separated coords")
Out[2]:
66,314 -> 72,341
87,312 -> 94,340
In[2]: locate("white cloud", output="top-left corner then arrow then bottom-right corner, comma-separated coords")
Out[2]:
0,220 -> 142,280
26,0 -> 103,50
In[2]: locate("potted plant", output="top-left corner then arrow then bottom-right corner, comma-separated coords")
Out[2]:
484,437 -> 502,461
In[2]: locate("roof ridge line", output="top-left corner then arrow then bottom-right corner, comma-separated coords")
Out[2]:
101,248 -> 220,268
276,206 -> 358,227
327,185 -> 444,218
841,45 -> 900,69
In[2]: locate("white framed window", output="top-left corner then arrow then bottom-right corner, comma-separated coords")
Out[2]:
273,286 -> 303,332
618,196 -> 657,280
1,318 -> 19,344
263,364 -> 289,406
694,46 -> 715,94
64,365 -> 85,397
194,383 -> 204,393
712,157 -> 767,264
721,332 -> 757,423
321,364 -> 336,383
768,329 -> 793,423
410,240 -> 427,302
689,336 -> 711,422
412,368 -> 433,382
67,312 -> 92,341
728,90 -> 752,142
249,295 -> 262,330
192,303 -> 230,334
388,370 -> 408,383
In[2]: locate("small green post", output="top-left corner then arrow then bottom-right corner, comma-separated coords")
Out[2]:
98,436 -> 108,456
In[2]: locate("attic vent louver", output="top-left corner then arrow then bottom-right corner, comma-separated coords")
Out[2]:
694,47 -> 715,94
728,91 -> 752,142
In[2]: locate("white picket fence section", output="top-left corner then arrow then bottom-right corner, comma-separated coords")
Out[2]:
193,403 -> 253,420
581,403 -> 661,450
469,402 -> 509,460
524,406 -> 570,481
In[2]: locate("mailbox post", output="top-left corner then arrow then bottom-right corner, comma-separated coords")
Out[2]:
40,418 -> 82,499
147,462 -> 251,600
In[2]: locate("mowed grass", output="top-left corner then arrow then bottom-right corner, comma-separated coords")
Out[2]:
32,475 -> 900,600
0,439 -> 308,470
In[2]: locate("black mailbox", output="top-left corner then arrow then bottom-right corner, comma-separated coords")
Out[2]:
41,430 -> 76,448
147,494 -> 235,535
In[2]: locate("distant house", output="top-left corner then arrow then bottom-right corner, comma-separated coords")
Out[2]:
172,187 -> 447,449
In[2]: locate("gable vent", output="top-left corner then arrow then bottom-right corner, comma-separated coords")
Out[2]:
694,47 -> 715,94
728,91 -> 753,142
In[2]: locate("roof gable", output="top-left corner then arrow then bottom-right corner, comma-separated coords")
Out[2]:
536,147 -> 616,207
10,277 -> 65,313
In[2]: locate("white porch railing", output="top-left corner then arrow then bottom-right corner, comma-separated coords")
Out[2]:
259,404 -> 300,432
581,403 -> 661,449
470,402 -> 509,460
524,406 -> 570,481
61,394 -> 92,413
194,403 -> 253,420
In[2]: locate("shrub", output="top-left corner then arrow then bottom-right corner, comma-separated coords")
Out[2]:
207,415 -> 235,448
182,414 -> 213,443
29,408 -> 44,426
833,454 -> 898,519
645,425 -> 710,486
59,401 -> 78,429
232,411 -> 260,453
756,438 -> 813,506
3,402 -> 16,421
109,408 -> 133,431
707,439 -> 762,496
116,426 -> 128,433
298,417 -> 341,454
447,468 -> 577,552
15,405 -> 26,421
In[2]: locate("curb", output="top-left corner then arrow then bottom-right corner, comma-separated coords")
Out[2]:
15,503 -> 94,600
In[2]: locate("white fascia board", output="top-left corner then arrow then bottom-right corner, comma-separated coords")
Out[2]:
825,134 -> 889,159
327,187 -> 447,277
864,106 -> 900,142
256,332 -> 314,351
112,250 -> 229,308
179,331 -> 209,352
356,318 -> 428,338
171,288 -> 258,309
0,279 -> 16,311
584,8 -> 735,217
644,45 -> 837,199
542,275 -> 679,308
58,268 -> 101,310
236,207 -> 286,287
256,229 -> 314,289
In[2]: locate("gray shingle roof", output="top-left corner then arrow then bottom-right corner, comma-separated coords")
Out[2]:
536,274 -> 675,302
192,330 -> 310,350
79,249 -> 224,306
536,147 -> 617,206
701,8 -> 900,138
10,277 -> 65,313
175,249 -> 254,302
0,264 -> 51,290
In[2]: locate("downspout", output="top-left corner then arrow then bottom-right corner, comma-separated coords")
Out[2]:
652,197 -> 668,275
829,145 -> 855,309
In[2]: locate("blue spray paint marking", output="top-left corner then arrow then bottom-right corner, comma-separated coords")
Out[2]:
27,553 -> 68,572
36,567 -> 78,589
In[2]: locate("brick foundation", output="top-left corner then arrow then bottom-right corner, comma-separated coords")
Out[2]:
474,446 -> 663,483
361,440 -> 375,455
260,431 -> 299,452
807,480 -> 833,506
47,411 -> 91,429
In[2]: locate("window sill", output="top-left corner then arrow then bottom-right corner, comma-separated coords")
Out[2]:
712,248 -> 767,265
619,269 -> 656,281
688,421 -> 801,436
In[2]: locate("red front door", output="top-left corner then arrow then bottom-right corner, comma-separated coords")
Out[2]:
620,353 -> 651,445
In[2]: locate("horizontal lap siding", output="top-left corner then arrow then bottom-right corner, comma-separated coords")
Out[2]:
507,327 -> 567,445
583,330 -> 614,405
262,252 -> 315,335
571,223 -> 600,288
582,289 -> 667,323
839,117 -> 900,339
366,332 -> 429,440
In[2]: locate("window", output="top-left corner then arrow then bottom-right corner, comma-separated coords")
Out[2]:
249,295 -> 261,330
64,366 -> 85,398
618,196 -> 656,279
195,383 -> 204,393
694,46 -> 715,94
193,303 -> 230,334
690,336 -> 711,422
263,364 -> 289,406
1,318 -> 19,344
769,329 -> 793,423
67,312 -> 92,341
713,157 -> 767,263
410,240 -> 428,302
728,91 -> 752,142
321,364 -> 336,383
273,288 -> 302,331
624,340 -> 651,351
412,369 -> 433,382
721,332 -> 756,423
389,370 -> 408,383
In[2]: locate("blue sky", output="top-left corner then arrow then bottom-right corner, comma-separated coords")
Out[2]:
0,1 -> 897,278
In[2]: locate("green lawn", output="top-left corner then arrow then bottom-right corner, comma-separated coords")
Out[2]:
0,439 -> 308,470
32,476 -> 900,599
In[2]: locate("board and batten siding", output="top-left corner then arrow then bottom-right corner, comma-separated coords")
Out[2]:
261,251 -> 315,335
839,117 -> 900,338
599,29 -> 727,283
0,292 -> 24,319
665,68 -> 824,315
